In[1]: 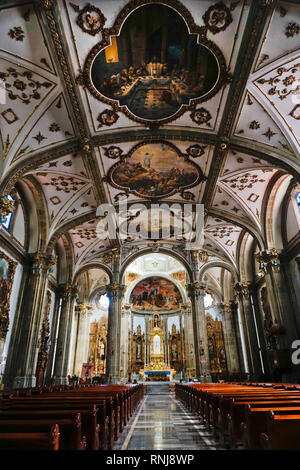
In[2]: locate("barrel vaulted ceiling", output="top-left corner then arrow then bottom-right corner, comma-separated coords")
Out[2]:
0,0 -> 299,281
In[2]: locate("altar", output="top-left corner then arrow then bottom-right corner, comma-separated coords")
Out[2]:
140,312 -> 176,381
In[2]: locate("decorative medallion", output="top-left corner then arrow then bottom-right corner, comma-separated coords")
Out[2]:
1,108 -> 18,124
103,145 -> 123,159
106,141 -> 206,199
290,104 -> 300,120
190,107 -> 213,126
285,22 -> 300,38
97,108 -> 119,127
82,0 -> 231,126
8,26 -> 25,42
186,144 -> 207,158
0,67 -> 52,104
202,2 -> 233,35
76,3 -> 107,36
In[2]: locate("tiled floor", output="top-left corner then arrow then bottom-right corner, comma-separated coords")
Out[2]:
115,387 -> 221,450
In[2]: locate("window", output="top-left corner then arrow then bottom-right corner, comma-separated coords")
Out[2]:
1,195 -> 14,231
97,294 -> 109,310
296,191 -> 300,208
204,293 -> 214,308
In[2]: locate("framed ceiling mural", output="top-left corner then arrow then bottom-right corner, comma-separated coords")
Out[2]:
103,141 -> 206,200
130,276 -> 182,311
80,0 -> 232,127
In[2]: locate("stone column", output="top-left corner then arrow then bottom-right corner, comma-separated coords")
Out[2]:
255,250 -> 300,380
187,282 -> 212,382
52,284 -> 78,385
179,312 -> 185,377
72,302 -> 93,377
234,282 -> 262,380
185,304 -> 195,378
4,253 -> 56,388
218,302 -> 240,375
256,250 -> 300,347
105,283 -> 125,384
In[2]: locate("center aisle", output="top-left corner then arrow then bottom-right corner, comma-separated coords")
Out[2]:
114,384 -> 221,450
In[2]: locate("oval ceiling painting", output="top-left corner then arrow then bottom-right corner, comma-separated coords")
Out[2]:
90,3 -> 220,122
108,142 -> 201,198
130,276 -> 182,311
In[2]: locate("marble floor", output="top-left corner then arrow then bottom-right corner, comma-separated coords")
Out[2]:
114,388 -> 221,450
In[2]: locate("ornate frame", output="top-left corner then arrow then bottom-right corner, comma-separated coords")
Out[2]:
0,250 -> 17,342
104,140 -> 207,200
82,0 -> 232,127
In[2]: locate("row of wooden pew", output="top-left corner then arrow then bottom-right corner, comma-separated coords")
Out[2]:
175,382 -> 300,450
0,383 -> 143,450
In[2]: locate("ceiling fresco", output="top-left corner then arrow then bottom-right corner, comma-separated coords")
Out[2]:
106,141 -> 205,199
89,3 -> 221,123
0,0 -> 299,281
130,276 -> 182,311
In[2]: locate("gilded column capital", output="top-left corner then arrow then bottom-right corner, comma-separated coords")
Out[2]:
30,252 -> 57,275
187,281 -> 206,298
57,282 -> 77,299
0,195 -> 15,223
234,281 -> 252,296
221,301 -> 237,315
255,249 -> 281,273
105,283 -> 126,299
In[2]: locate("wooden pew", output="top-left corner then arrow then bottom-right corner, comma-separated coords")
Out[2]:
0,411 -> 86,450
0,398 -> 110,450
228,399 -> 300,449
0,423 -> 59,450
242,405 -> 300,450
260,411 -> 300,450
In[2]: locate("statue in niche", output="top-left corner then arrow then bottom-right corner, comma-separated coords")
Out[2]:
154,314 -> 159,328
171,338 -> 177,361
136,338 -> 142,360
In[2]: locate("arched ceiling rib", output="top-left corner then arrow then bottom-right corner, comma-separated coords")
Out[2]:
1,0 -> 300,275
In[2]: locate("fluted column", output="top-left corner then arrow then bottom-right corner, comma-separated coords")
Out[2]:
72,302 -> 93,376
218,302 -> 240,375
105,283 -> 125,384
234,282 -> 262,380
255,250 -> 300,380
256,250 -> 299,347
4,253 -> 56,388
52,284 -> 78,384
187,282 -> 212,382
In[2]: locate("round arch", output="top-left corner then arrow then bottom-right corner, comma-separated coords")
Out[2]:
73,262 -> 113,284
199,260 -> 238,283
120,247 -> 192,281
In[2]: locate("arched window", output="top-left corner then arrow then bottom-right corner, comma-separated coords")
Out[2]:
97,294 -> 109,310
296,191 -> 300,208
204,293 -> 214,308
1,195 -> 14,231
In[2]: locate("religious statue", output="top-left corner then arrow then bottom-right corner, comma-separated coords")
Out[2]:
171,338 -> 177,361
